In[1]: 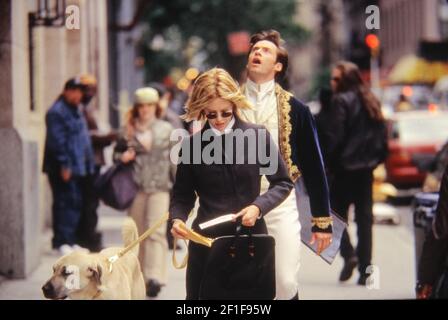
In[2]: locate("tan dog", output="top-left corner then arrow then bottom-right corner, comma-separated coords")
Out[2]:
42,218 -> 145,300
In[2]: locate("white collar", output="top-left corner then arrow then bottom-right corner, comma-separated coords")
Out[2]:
210,116 -> 235,136
246,78 -> 276,96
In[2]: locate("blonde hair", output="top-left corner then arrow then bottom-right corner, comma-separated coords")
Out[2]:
182,68 -> 252,122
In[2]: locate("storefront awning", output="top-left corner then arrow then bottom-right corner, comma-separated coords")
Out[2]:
388,55 -> 448,85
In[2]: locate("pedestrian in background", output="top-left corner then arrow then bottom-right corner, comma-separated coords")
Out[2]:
113,87 -> 175,298
76,74 -> 118,252
327,61 -> 388,285
149,82 -> 185,130
394,93 -> 413,112
417,163 -> 448,299
149,82 -> 186,251
43,78 -> 95,255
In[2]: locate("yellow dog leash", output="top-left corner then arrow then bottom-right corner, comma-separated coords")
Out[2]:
171,223 -> 214,269
107,212 -> 169,272
106,212 -> 213,272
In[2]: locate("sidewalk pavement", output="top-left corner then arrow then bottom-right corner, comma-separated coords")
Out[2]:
0,205 -> 415,300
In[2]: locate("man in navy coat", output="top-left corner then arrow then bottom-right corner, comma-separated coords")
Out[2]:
240,29 -> 333,299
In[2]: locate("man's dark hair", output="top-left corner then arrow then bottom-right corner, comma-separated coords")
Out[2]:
249,29 -> 288,81
64,77 -> 87,91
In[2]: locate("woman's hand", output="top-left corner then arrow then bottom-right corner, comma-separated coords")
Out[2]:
233,205 -> 261,227
121,148 -> 136,164
171,219 -> 189,240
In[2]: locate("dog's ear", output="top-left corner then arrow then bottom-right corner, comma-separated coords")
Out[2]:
88,264 -> 103,285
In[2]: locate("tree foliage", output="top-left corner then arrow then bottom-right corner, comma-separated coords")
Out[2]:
139,0 -> 309,83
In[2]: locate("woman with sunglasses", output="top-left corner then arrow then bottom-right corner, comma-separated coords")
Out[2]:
169,68 -> 294,299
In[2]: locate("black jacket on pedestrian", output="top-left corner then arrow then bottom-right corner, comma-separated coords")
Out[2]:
169,116 -> 294,238
328,91 -> 388,172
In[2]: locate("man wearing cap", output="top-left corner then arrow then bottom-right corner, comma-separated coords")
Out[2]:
113,87 -> 175,298
76,74 -> 117,252
43,78 -> 95,255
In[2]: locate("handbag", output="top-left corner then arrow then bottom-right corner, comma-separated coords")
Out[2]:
199,225 -> 276,300
95,163 -> 138,210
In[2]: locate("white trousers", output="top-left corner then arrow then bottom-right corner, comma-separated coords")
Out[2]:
264,191 -> 301,299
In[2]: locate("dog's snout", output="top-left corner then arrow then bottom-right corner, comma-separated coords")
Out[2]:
42,281 -> 54,297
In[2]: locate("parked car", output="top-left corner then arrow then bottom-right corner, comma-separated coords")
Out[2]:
385,110 -> 448,197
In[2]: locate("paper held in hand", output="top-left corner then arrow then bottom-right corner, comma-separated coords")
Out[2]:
199,214 -> 236,230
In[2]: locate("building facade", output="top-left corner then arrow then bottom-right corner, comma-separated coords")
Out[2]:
379,0 -> 441,69
0,0 -> 109,278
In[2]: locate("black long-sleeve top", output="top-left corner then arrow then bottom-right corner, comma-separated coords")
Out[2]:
169,117 -> 294,238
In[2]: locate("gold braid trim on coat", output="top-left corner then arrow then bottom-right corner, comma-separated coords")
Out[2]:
311,217 -> 333,229
275,84 -> 301,182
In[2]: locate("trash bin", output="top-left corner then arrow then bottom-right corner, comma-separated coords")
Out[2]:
412,192 -> 439,278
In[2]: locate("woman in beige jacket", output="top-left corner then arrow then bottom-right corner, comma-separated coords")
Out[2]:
114,87 -> 175,298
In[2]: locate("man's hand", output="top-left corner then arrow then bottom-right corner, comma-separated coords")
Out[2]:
233,205 -> 260,227
310,232 -> 332,255
61,168 -> 72,182
171,219 -> 189,240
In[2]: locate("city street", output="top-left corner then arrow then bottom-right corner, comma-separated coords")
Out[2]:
0,203 -> 416,300
3,0 -> 448,303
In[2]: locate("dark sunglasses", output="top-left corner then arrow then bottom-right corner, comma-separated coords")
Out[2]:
203,110 -> 233,120
331,77 -> 341,82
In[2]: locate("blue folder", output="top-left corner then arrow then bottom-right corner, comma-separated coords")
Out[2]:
295,179 -> 347,264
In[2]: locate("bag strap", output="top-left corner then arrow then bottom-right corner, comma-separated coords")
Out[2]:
230,222 -> 255,257
172,238 -> 189,269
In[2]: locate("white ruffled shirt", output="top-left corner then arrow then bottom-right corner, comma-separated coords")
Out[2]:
243,79 -> 277,125
242,78 -> 279,143
241,78 -> 280,192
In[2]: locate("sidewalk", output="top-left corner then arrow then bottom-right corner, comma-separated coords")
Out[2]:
0,205 -> 415,300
